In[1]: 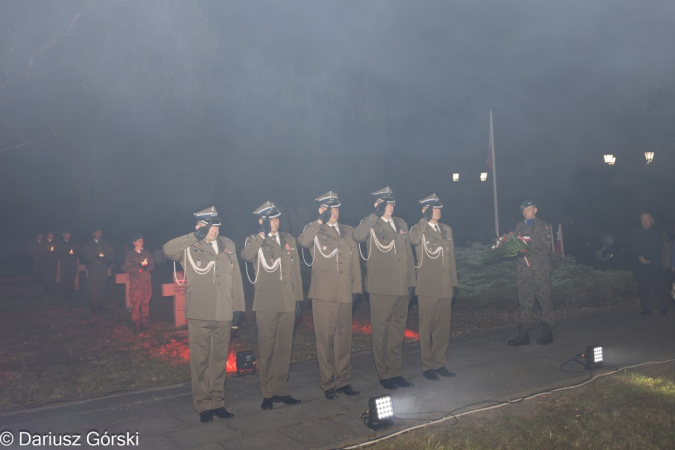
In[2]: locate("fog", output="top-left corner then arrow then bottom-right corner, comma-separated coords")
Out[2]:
1,0 -> 674,273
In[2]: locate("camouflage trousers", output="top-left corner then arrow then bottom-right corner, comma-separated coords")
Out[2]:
130,276 -> 152,326
516,264 -> 554,331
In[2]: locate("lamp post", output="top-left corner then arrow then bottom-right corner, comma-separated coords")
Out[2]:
452,173 -> 459,182
480,172 -> 488,182
603,154 -> 616,165
644,151 -> 654,164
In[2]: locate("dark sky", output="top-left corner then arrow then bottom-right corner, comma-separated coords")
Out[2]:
1,0 -> 674,271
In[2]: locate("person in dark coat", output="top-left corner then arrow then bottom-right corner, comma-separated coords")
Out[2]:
630,212 -> 671,316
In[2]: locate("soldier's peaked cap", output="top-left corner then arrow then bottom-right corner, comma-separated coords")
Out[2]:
419,193 -> 443,208
254,201 -> 281,219
131,233 -> 143,242
520,199 -> 537,211
194,206 -> 222,226
315,191 -> 341,208
372,186 -> 395,203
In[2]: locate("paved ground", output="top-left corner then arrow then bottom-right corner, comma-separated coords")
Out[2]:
1,308 -> 674,449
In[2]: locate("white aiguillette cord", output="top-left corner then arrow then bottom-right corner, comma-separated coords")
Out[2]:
359,227 -> 396,261
414,232 -> 444,269
244,236 -> 282,284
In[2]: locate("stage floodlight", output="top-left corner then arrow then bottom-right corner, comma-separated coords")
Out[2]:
366,395 -> 394,430
452,173 -> 459,182
236,350 -> 256,376
584,345 -> 603,370
480,172 -> 488,182
644,151 -> 654,164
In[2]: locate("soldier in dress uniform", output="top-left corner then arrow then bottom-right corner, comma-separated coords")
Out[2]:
41,231 -> 60,293
59,230 -> 80,301
163,207 -> 245,423
409,194 -> 458,381
81,227 -> 115,312
30,233 -> 44,285
241,201 -> 303,410
298,191 -> 362,400
124,234 -> 155,333
353,187 -> 416,390
508,200 -> 555,346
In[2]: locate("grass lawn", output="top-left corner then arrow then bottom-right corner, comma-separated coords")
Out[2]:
366,363 -> 675,450
0,247 -> 639,413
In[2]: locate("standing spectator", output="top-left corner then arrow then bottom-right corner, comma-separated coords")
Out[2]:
41,231 -> 59,293
30,233 -> 44,285
630,212 -> 671,316
59,230 -> 80,301
81,227 -> 115,312
124,234 -> 154,333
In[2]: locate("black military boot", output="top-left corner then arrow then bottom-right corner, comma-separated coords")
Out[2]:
508,325 -> 530,346
536,324 -> 554,345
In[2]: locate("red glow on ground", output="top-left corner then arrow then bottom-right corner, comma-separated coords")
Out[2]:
149,338 -> 239,372
351,317 -> 419,341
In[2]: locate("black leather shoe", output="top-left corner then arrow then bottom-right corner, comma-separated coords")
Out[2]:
640,310 -> 652,315
199,411 -> 213,423
435,367 -> 456,378
336,384 -> 360,396
210,407 -> 233,419
272,395 -> 301,405
422,370 -> 439,380
392,376 -> 414,387
379,378 -> 398,390
261,398 -> 273,410
324,388 -> 337,400
508,333 -> 530,346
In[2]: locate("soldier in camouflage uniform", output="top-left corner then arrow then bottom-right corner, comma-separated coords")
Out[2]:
241,201 -> 304,411
81,227 -> 115,312
30,233 -> 44,285
41,231 -> 60,293
59,230 -> 80,301
409,194 -> 458,380
508,200 -> 555,346
124,234 -> 155,332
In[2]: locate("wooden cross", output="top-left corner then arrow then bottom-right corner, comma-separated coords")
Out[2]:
115,273 -> 131,309
162,271 -> 187,329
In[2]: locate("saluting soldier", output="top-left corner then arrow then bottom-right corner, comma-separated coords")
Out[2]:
409,194 -> 458,381
124,234 -> 155,333
81,227 -> 115,312
508,200 -> 555,346
163,207 -> 245,423
241,201 -> 303,410
353,187 -> 416,390
30,233 -> 44,285
41,231 -> 60,293
59,230 -> 80,301
298,191 -> 362,400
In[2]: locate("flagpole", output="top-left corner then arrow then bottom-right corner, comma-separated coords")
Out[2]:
489,110 -> 500,237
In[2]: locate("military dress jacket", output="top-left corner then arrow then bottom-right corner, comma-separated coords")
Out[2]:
297,221 -> 362,303
81,239 -> 115,277
241,232 -> 303,313
514,218 -> 551,272
123,248 -> 155,284
353,214 -> 416,296
409,219 -> 458,299
163,234 -> 245,321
